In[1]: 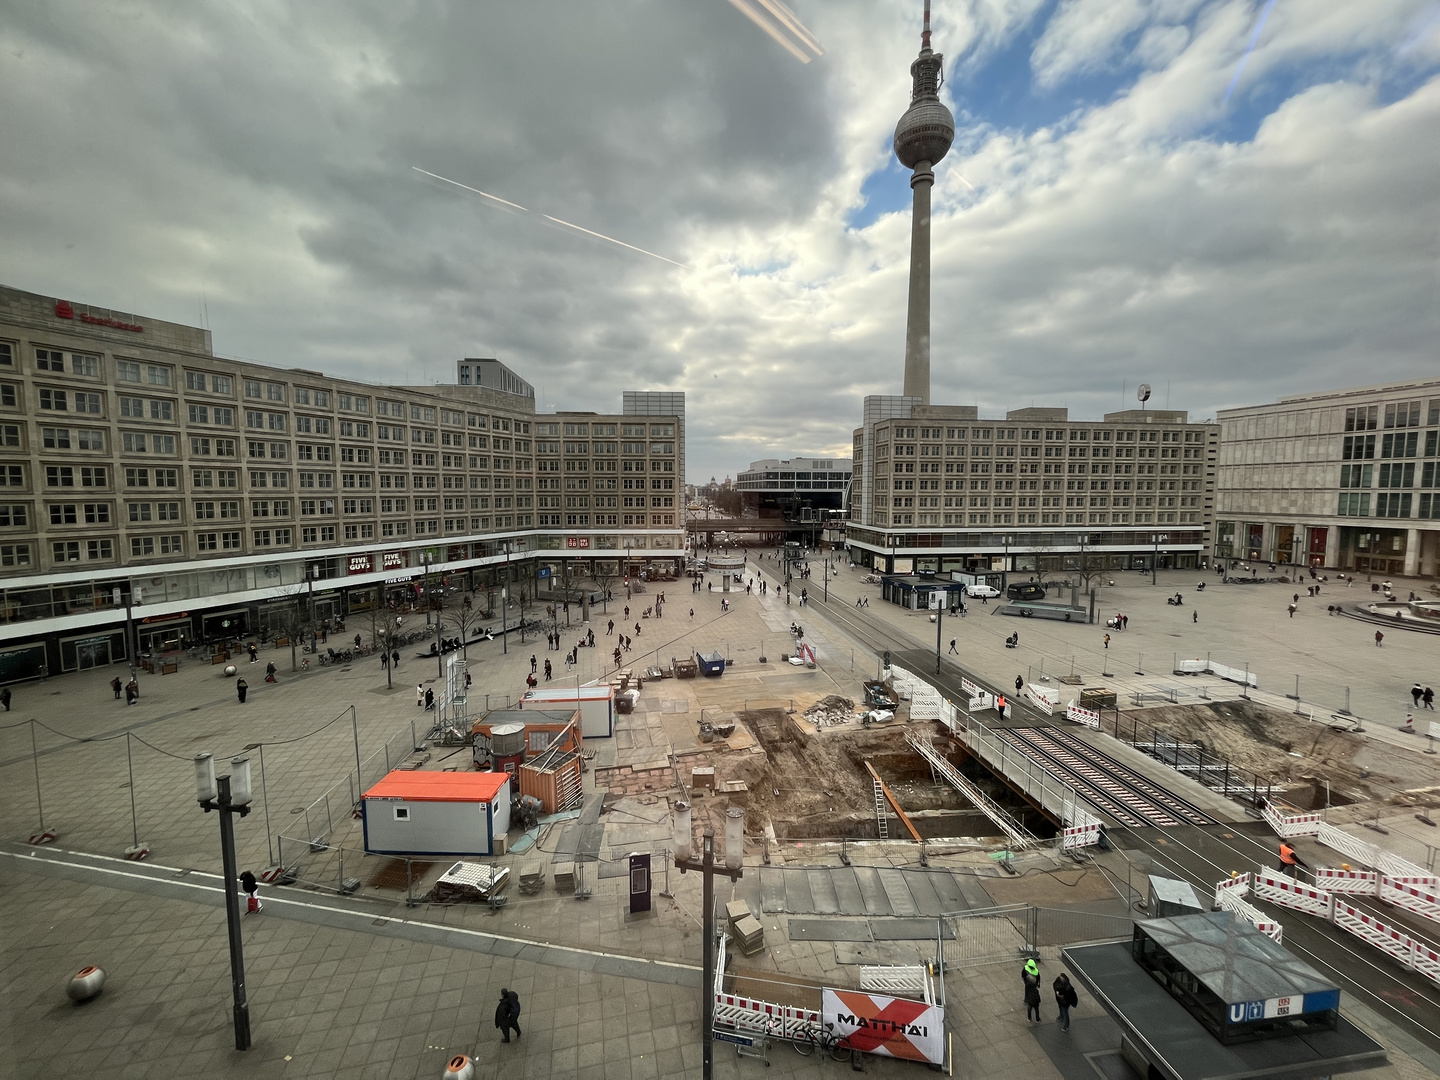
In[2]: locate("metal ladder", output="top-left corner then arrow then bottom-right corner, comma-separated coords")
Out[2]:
906,733 -> 1036,848
873,778 -> 889,839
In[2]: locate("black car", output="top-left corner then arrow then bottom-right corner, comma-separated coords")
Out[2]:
1006,582 -> 1047,601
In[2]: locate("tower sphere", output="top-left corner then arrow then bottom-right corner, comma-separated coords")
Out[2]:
894,96 -> 955,170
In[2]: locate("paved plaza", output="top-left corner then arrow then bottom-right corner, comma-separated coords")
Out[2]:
2,561 -> 1437,1078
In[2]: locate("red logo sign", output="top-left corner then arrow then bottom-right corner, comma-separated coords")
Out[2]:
566,537 -> 591,549
382,552 -> 406,570
348,554 -> 374,575
54,299 -> 143,332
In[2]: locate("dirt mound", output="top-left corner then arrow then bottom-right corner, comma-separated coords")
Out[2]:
804,694 -> 855,727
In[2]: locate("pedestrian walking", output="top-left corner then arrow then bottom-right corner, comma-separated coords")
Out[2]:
1103,634 -> 1110,649
1375,631 -> 1383,647
1424,687 -> 1435,710
110,676 -> 123,699
240,870 -> 262,913
391,649 -> 400,669
1053,973 -> 1078,1032
1287,604 -> 1297,618
125,679 -> 139,706
948,639 -> 958,655
530,655 -> 538,674
265,662 -> 277,683
355,633 -> 362,651
1015,675 -> 1023,694
248,643 -> 258,663
495,988 -> 522,1043
236,678 -> 248,704
1293,593 -> 1300,605
425,687 -> 435,710
690,608 -> 695,620
996,694 -> 1007,720
1121,614 -> 1127,629
416,683 -> 424,707
544,659 -> 552,680
1192,610 -> 1198,623
607,620 -> 614,636
1413,684 -> 1425,708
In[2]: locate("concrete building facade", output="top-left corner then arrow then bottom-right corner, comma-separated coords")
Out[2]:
848,399 -> 1217,576
734,456 -> 852,519
1213,379 -> 1440,577
0,284 -> 683,680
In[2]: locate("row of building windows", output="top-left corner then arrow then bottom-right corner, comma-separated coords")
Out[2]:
877,511 -> 1201,527
880,425 -> 1204,443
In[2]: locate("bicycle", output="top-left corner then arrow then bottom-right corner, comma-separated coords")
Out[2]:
792,1021 -> 853,1061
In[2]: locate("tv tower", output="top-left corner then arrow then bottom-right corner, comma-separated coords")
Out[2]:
893,0 -> 954,406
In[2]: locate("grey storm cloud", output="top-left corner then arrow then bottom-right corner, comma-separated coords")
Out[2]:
1,0 -> 1436,480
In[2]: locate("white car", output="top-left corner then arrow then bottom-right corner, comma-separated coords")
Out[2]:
965,584 -> 1001,599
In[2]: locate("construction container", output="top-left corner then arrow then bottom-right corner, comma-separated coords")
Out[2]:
520,684 -> 616,738
518,741 -> 584,813
697,651 -> 726,677
361,770 -> 511,857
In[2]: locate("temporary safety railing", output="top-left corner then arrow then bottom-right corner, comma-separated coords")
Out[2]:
1244,869 -> 1440,986
941,705 -> 1102,849
1212,873 -> 1283,942
939,904 -> 1135,969
906,733 -> 1038,849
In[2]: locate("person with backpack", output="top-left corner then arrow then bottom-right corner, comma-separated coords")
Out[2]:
1053,972 -> 1079,1032
240,870 -> 262,913
495,988 -> 522,1043
1022,958 -> 1042,1022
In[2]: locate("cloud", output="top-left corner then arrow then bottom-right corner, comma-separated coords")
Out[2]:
0,0 -> 1435,482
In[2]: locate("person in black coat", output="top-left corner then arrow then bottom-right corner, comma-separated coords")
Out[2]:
236,678 -> 248,704
495,988 -> 521,1042
1053,972 -> 1078,1032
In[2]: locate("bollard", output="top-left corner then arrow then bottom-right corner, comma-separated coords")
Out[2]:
66,965 -> 106,1003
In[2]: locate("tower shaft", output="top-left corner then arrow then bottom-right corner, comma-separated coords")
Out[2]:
903,163 -> 935,405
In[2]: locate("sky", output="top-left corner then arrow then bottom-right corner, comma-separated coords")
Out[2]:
2,1 -> 1437,484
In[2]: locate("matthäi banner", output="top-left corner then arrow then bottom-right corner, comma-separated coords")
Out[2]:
823,988 -> 944,1065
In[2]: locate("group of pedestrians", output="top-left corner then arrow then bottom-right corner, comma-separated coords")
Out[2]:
1022,958 -> 1079,1031
1411,684 -> 1436,710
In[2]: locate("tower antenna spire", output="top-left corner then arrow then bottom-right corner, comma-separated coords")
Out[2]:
922,0 -> 932,52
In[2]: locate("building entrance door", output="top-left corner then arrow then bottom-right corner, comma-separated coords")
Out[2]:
75,638 -> 111,670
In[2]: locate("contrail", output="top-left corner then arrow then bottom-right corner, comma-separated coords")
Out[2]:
728,0 -> 823,63
1225,0 -> 1278,105
411,166 -> 688,269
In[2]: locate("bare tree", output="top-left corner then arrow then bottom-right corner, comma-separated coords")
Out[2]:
446,594 -> 480,662
368,606 -> 409,690
271,583 -> 312,673
592,560 -> 619,613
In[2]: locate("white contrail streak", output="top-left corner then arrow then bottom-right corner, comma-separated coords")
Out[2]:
540,215 -> 689,269
413,166 -> 688,269
412,167 -> 528,211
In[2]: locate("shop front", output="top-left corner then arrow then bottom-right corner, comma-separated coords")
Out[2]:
202,608 -> 250,640
136,613 -> 194,653
1339,527 -> 1407,575
59,630 -> 128,672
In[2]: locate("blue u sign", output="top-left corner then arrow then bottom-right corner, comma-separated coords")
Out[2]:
1229,1001 -> 1264,1023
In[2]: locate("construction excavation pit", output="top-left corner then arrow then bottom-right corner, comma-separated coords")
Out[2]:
692,703 -> 1051,845
674,689 -> 1432,854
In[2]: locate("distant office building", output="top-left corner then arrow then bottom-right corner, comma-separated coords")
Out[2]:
735,457 -> 852,518
848,401 -> 1217,575
0,284 -> 683,679
1213,379 -> 1440,576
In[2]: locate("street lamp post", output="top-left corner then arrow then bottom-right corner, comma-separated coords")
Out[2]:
673,803 -> 744,1080
501,543 -> 510,655
1151,533 -> 1168,586
194,752 -> 254,1051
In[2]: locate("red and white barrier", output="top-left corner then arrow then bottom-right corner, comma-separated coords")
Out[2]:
1062,820 -> 1101,850
1333,901 -> 1416,967
1212,873 -> 1284,943
1065,702 -> 1100,729
1313,868 -> 1379,895
1381,878 -> 1440,925
1253,870 -> 1333,920
1262,800 -> 1323,838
